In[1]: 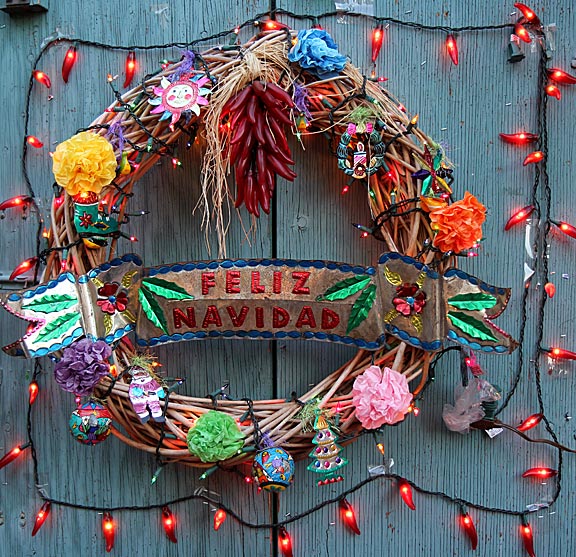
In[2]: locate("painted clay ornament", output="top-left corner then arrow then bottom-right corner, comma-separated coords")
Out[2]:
128,365 -> 166,423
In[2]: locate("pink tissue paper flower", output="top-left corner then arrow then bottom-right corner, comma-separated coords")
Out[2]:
352,365 -> 412,429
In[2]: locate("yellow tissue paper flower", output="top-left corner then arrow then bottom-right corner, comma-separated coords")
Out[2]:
52,132 -> 117,196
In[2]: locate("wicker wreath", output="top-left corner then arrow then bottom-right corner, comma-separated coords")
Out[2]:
42,29 -> 452,467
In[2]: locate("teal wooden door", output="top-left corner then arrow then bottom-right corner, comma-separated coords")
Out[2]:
1,1 -> 575,555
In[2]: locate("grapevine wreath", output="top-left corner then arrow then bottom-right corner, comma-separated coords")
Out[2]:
2,27 -> 516,473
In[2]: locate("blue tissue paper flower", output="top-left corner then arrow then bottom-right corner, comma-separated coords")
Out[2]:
288,29 -> 347,77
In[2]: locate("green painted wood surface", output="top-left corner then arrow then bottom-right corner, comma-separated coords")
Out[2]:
1,1 -> 575,555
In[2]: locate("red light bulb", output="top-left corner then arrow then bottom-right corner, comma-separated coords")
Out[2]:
522,467 -> 557,479
0,443 -> 29,469
398,480 -> 416,510
547,68 -> 576,85
29,381 -> 39,405
545,84 -> 561,100
161,506 -> 177,543
371,25 -> 384,63
123,51 -> 136,88
520,519 -> 536,557
504,204 -> 535,231
339,498 -> 361,535
261,19 -> 286,31
102,512 -> 115,552
522,151 -> 544,166
514,23 -> 532,43
446,34 -> 459,65
499,132 -> 538,145
9,257 -> 38,281
517,413 -> 543,431
213,508 -> 227,531
62,46 -> 78,83
544,282 -> 556,298
514,3 -> 540,26
552,220 -> 576,239
460,512 -> 478,550
32,70 -> 51,88
278,526 -> 293,557
547,347 -> 576,360
26,136 -> 43,148
31,501 -> 51,536
0,195 -> 33,211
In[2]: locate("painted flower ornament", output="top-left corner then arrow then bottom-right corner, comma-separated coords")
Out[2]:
393,283 -> 426,316
148,73 -> 211,126
96,282 -> 128,315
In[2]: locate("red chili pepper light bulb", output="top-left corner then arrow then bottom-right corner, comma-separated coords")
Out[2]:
514,3 -> 541,26
26,135 -> 44,148
446,34 -> 459,65
514,23 -> 532,43
278,526 -> 294,557
339,498 -> 361,535
552,220 -> 576,239
459,511 -> 478,550
504,205 -> 535,231
520,518 -> 536,557
123,51 -> 136,88
518,413 -> 543,431
28,381 -> 39,405
522,467 -> 558,479
213,508 -> 227,531
548,347 -> 576,360
62,46 -> 78,83
371,25 -> 384,63
398,480 -> 416,510
0,443 -> 29,469
261,19 -> 286,32
544,282 -> 556,298
547,68 -> 576,85
102,512 -> 115,553
31,501 -> 51,536
9,257 -> 38,281
545,84 -> 561,100
499,132 -> 539,145
32,70 -> 51,88
161,506 -> 177,543
0,195 -> 33,212
522,151 -> 544,166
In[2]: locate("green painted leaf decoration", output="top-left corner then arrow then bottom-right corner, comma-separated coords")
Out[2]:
448,293 -> 497,311
447,311 -> 497,342
141,277 -> 194,301
138,286 -> 168,334
121,270 -> 138,289
35,312 -> 81,343
383,266 -> 402,286
22,293 -> 77,314
103,314 -> 113,336
316,275 -> 371,302
346,284 -> 377,334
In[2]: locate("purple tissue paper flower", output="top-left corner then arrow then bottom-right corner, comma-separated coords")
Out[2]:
54,338 -> 112,396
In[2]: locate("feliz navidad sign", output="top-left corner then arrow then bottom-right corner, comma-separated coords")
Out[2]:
1,252 -> 517,358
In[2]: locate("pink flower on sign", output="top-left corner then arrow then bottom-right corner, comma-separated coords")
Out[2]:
352,365 -> 412,429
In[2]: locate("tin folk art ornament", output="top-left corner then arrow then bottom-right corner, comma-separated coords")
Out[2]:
69,401 -> 112,445
252,446 -> 295,492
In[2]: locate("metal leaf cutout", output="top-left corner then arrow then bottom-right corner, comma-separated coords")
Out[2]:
138,286 -> 168,334
346,284 -> 377,334
384,309 -> 400,323
91,277 -> 104,289
103,314 -> 113,336
121,270 -> 138,289
416,272 -> 426,289
22,293 -> 77,314
35,312 -> 81,343
410,314 -> 423,334
140,277 -> 194,300
447,311 -> 497,342
447,293 -> 497,311
316,275 -> 372,302
383,266 -> 402,286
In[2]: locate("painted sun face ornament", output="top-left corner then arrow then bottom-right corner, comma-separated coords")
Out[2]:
148,73 -> 211,126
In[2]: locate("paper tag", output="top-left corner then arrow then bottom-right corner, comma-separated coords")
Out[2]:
485,427 -> 504,438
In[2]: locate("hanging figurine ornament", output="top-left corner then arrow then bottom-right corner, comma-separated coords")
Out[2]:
412,143 -> 453,209
149,73 -> 211,127
337,122 -> 385,180
127,358 -> 166,423
307,412 -> 348,485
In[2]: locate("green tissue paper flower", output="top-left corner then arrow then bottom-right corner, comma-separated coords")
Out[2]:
186,410 -> 244,462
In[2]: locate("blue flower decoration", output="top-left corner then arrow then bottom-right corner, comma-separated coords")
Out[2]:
288,29 -> 347,77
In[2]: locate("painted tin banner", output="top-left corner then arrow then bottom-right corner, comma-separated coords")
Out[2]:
1,253 -> 517,358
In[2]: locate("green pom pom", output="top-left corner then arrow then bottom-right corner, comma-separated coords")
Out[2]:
186,410 -> 244,463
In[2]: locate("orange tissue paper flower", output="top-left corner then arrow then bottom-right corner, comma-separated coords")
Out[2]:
52,132 -> 117,196
429,191 -> 486,253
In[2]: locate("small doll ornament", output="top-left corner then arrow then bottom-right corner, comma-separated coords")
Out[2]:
128,363 -> 166,423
